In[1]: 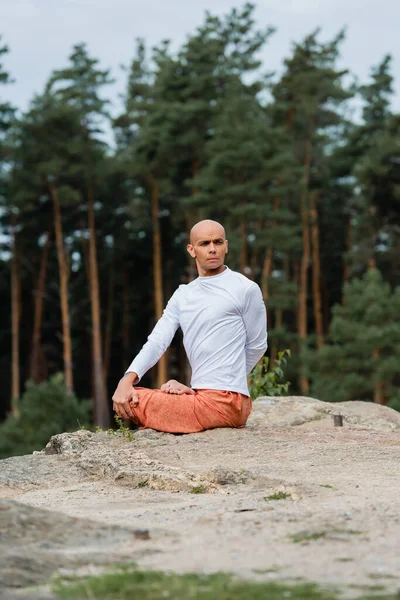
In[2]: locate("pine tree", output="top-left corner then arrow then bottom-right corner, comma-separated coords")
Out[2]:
0,38 -> 19,413
348,56 -> 400,283
271,29 -> 352,391
10,92 -> 87,397
114,39 -> 172,387
46,44 -> 113,426
310,268 -> 400,406
168,3 -> 274,261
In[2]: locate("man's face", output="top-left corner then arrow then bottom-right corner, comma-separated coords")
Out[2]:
187,223 -> 228,276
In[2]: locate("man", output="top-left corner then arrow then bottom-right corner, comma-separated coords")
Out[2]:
112,219 -> 267,433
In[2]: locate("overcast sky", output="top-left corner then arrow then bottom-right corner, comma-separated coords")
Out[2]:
1,0 -> 400,117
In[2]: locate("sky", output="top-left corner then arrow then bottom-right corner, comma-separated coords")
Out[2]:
1,0 -> 400,119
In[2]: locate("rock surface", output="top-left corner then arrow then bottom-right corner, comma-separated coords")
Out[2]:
251,395 -> 400,430
1,396 -> 400,598
0,499 -> 151,590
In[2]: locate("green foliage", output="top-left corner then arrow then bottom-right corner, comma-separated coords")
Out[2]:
291,529 -> 362,544
265,491 -> 290,501
387,393 -> 400,413
54,567 -> 340,600
0,374 -> 91,459
248,350 -> 291,399
309,269 -> 400,408
136,479 -> 148,488
0,37 -> 15,135
189,485 -> 208,494
1,7 -> 400,426
105,414 -> 135,442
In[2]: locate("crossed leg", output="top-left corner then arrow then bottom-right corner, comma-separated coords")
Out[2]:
123,381 -> 251,434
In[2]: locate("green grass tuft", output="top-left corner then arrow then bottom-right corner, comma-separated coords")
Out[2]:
136,479 -> 149,488
189,485 -> 208,494
54,568 -> 341,599
291,529 -> 362,544
106,415 -> 136,442
265,491 -> 291,501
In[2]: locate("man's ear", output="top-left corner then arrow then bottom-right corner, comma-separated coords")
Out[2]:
225,240 -> 229,255
187,244 -> 196,259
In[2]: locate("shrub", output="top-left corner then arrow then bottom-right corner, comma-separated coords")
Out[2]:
0,373 -> 91,459
248,350 -> 291,400
388,392 -> 400,413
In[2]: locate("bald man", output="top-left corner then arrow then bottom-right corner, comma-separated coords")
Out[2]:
112,220 -> 267,433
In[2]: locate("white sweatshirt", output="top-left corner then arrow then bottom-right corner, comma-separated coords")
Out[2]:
126,266 -> 268,396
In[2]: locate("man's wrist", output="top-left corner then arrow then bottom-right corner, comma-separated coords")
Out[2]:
123,371 -> 139,385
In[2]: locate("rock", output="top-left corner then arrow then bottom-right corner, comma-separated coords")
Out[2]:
205,466 -> 250,485
0,500 -> 148,591
0,396 -> 399,598
249,396 -> 400,431
1,397 -> 398,498
44,430 -> 94,456
133,529 -> 150,540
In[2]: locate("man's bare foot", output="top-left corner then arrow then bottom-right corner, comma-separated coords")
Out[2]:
160,379 -> 195,395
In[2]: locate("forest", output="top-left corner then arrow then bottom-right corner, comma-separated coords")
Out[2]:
0,3 -> 399,456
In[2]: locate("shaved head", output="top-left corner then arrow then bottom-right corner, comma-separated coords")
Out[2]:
187,219 -> 228,277
189,220 -> 226,245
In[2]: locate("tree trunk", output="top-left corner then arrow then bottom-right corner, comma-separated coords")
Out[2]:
261,248 -> 272,299
321,274 -> 330,334
185,212 -> 197,282
309,191 -> 324,349
270,307 -> 283,368
298,140 -> 312,395
30,231 -> 50,382
11,214 -> 20,416
343,214 -> 352,290
239,208 -> 247,275
122,268 -> 130,369
185,160 -> 202,282
249,220 -> 261,281
79,217 -> 90,280
103,259 -> 115,385
87,183 -> 109,427
48,181 -> 74,394
149,176 -> 167,388
261,198 -> 280,299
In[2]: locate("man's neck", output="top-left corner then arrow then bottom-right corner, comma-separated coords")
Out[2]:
197,265 -> 227,277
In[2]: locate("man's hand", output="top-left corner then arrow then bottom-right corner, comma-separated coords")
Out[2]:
112,372 -> 139,420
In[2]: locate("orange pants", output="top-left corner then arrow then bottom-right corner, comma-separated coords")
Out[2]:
129,388 -> 252,433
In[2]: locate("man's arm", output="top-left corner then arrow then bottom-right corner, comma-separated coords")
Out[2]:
125,291 -> 180,382
112,290 -> 181,418
242,283 -> 268,374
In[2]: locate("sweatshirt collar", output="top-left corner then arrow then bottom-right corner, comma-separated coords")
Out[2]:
198,266 -> 229,279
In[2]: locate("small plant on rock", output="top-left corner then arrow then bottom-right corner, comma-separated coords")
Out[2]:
265,491 -> 290,501
190,485 -> 208,494
106,414 -> 135,442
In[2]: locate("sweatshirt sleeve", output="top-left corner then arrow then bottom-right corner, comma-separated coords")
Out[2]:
125,289 -> 181,382
243,283 -> 268,374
